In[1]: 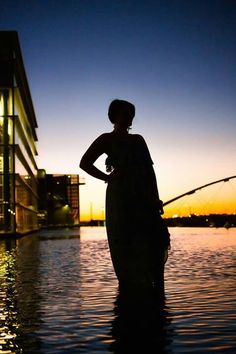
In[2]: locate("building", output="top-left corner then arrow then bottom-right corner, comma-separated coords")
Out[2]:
38,170 -> 85,227
0,31 -> 38,235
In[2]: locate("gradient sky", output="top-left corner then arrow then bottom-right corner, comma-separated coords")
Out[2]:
1,0 -> 236,219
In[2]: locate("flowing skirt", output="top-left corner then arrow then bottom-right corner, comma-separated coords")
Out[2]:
106,177 -> 167,290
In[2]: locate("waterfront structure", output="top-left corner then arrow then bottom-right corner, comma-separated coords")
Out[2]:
0,31 -> 38,235
38,170 -> 85,227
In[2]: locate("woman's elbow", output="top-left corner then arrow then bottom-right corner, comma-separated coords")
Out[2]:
79,158 -> 87,171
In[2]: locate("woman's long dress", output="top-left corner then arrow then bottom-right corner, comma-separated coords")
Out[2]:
105,133 -> 169,289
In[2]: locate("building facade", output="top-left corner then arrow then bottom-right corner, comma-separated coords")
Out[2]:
38,171 -> 84,227
0,31 -> 38,235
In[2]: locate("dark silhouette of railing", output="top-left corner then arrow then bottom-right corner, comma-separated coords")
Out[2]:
163,175 -> 236,207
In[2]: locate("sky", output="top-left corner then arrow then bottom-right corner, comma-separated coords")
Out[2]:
1,0 -> 236,219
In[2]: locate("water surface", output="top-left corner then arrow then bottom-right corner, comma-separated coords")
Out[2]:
0,227 -> 236,353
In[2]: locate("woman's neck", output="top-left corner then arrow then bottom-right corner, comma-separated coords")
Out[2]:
113,125 -> 130,135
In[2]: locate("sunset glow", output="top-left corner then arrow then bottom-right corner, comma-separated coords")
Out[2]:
1,1 -> 235,222
80,175 -> 236,220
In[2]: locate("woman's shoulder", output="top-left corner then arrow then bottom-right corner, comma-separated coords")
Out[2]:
91,132 -> 115,153
93,132 -> 112,144
96,132 -> 111,139
131,133 -> 147,144
132,133 -> 144,139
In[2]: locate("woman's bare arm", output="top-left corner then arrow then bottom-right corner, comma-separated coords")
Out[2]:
80,134 -> 109,182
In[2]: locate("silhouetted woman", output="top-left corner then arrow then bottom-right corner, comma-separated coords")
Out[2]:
80,99 -> 170,292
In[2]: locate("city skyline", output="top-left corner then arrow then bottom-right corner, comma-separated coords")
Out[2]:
1,0 -> 236,220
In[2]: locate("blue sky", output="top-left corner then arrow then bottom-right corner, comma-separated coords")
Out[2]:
1,0 -> 236,218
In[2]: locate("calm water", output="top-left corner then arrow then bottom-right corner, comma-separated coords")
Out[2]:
0,227 -> 236,354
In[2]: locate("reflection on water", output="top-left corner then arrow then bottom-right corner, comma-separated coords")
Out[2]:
110,289 -> 174,353
0,227 -> 236,353
0,239 -> 18,353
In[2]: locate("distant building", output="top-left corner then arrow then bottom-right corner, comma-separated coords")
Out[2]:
38,170 -> 85,227
0,31 -> 39,235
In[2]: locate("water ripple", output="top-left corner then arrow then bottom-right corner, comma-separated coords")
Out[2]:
0,227 -> 236,353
